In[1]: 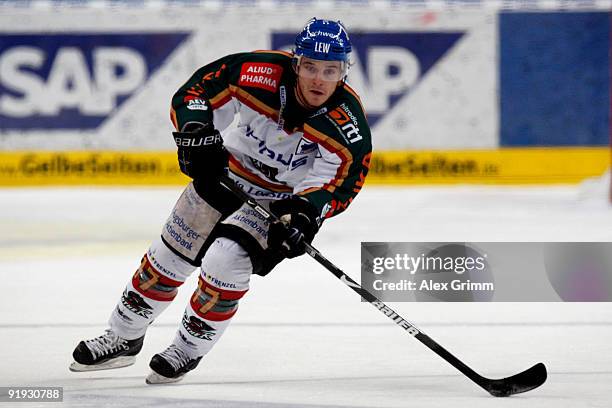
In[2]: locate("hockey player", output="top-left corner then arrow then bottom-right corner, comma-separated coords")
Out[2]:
70,17 -> 371,384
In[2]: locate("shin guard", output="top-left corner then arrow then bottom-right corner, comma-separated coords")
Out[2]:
175,276 -> 248,358
109,243 -> 195,339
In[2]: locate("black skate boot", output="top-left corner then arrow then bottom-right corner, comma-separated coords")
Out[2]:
146,344 -> 202,384
69,329 -> 144,372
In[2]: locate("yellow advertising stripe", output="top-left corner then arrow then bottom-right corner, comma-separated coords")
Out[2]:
0,148 -> 608,186
366,148 -> 610,184
0,151 -> 189,186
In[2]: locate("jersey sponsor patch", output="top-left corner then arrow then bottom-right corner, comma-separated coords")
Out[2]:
328,103 -> 363,144
186,98 -> 209,111
238,62 -> 283,92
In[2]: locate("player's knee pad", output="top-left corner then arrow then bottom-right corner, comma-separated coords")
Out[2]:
131,254 -> 184,302
148,239 -> 197,282
201,237 -> 253,290
190,276 -> 248,321
190,238 -> 251,321
131,240 -> 196,302
160,182 -> 242,265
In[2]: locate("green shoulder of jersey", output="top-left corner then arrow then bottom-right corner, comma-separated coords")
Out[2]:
300,84 -> 373,220
172,51 -> 294,130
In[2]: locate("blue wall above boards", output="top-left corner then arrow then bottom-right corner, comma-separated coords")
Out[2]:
500,12 -> 610,147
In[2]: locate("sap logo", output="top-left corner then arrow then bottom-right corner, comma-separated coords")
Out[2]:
271,32 -> 464,126
1,46 -> 146,118
314,42 -> 331,54
0,33 -> 189,130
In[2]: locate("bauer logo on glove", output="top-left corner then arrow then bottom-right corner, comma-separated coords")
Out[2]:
173,132 -> 222,148
173,121 -> 228,180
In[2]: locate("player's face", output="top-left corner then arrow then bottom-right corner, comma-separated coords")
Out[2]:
295,57 -> 343,108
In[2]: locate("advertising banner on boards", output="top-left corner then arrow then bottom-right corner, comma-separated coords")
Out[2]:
0,5 -> 608,185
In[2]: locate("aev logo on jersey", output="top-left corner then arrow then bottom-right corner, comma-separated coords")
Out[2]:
0,33 -> 189,130
271,32 -> 464,127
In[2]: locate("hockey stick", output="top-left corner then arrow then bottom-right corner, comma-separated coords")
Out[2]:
219,175 -> 547,397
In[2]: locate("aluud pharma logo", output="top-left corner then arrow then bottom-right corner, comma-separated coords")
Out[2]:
271,32 -> 464,127
0,33 -> 189,130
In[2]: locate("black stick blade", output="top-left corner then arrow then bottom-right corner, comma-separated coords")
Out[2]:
484,362 -> 547,397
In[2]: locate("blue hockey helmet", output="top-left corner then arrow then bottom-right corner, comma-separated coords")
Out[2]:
294,18 -> 352,62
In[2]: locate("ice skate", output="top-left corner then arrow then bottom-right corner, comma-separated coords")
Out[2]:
146,344 -> 202,384
69,329 -> 144,372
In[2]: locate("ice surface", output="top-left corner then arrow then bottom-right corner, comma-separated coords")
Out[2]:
0,184 -> 611,407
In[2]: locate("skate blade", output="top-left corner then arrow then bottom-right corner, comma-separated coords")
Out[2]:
69,356 -> 136,372
145,371 -> 185,385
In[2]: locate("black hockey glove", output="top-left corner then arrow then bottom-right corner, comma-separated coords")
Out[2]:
173,122 -> 228,180
267,196 -> 320,258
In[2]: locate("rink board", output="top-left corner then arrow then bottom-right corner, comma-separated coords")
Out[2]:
0,6 -> 609,185
0,148 -> 608,186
